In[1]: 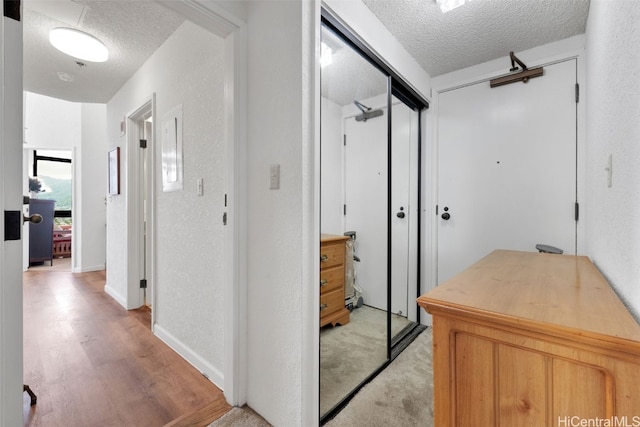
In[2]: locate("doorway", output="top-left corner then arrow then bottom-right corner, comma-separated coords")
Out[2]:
25,149 -> 74,272
319,13 -> 428,422
128,99 -> 154,323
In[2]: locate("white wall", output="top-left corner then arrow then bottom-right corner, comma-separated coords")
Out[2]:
245,1 -> 311,424
77,103 -> 107,272
106,20 -> 227,385
584,0 -> 640,319
23,92 -> 107,273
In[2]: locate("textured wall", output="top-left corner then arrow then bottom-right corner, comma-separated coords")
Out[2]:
245,1 -> 306,423
585,0 -> 640,319
106,20 -> 226,380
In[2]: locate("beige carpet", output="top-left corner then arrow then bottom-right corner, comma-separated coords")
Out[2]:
208,327 -> 433,426
320,305 -> 411,416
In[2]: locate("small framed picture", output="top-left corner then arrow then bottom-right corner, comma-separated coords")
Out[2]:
108,147 -> 120,195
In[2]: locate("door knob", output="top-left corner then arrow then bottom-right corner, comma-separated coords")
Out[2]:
441,206 -> 450,221
396,211 -> 405,219
23,214 -> 43,224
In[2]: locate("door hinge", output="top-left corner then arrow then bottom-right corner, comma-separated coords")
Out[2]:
343,135 -> 346,146
575,83 -> 580,103
140,279 -> 147,289
575,202 -> 579,221
436,205 -> 439,215
224,193 -> 227,207
343,204 -> 347,215
223,212 -> 227,225
139,139 -> 147,149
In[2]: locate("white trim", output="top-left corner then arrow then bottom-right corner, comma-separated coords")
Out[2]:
125,96 -> 155,310
105,282 -> 128,308
303,1 -> 321,424
74,264 -> 106,273
154,324 -> 225,388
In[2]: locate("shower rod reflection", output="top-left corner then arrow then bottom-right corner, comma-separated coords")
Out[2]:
354,100 -> 384,122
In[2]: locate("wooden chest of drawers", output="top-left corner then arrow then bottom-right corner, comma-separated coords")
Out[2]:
320,234 -> 350,327
418,250 -> 640,426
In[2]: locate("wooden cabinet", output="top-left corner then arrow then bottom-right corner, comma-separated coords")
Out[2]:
418,250 -> 640,427
320,234 -> 350,327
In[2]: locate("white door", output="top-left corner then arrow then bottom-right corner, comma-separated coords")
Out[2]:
438,59 -> 577,284
345,111 -> 388,311
1,7 -> 24,425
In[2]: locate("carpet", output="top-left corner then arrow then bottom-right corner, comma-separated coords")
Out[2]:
208,327 -> 434,427
320,305 -> 411,415
324,327 -> 433,426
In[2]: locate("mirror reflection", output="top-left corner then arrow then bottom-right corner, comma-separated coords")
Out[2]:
320,23 -> 423,420
320,24 -> 389,417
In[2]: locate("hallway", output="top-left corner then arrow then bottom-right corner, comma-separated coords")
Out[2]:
22,268 -> 230,426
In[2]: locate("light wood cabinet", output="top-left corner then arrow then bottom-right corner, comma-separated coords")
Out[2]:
320,234 -> 350,327
418,250 -> 640,427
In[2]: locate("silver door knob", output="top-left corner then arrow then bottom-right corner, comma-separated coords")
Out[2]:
24,214 -> 43,224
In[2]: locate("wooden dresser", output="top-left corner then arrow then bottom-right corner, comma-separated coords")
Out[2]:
418,250 -> 640,427
320,234 -> 350,327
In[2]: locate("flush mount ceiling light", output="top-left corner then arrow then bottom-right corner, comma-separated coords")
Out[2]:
49,27 -> 109,62
435,0 -> 473,13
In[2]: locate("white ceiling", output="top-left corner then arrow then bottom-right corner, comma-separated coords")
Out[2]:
23,0 -> 184,103
362,0 -> 590,77
23,0 -> 590,105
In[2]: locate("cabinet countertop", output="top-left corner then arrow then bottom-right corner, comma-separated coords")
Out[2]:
418,249 -> 640,351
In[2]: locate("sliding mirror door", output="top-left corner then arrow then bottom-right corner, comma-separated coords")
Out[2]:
320,23 -> 390,419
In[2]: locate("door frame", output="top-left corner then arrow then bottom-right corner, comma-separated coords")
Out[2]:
428,46 -> 587,297
1,4 -> 24,424
125,98 -> 155,312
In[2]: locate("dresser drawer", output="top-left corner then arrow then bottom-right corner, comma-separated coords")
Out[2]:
320,265 -> 344,293
320,242 -> 345,269
320,288 -> 344,317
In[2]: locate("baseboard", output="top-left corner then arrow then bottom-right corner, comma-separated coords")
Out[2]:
73,264 -> 106,273
104,283 -> 127,309
154,323 -> 225,391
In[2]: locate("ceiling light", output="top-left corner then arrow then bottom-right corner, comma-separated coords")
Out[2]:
49,27 -> 109,62
436,0 -> 472,13
320,42 -> 333,68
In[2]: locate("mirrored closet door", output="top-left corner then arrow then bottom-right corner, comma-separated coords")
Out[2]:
319,13 -> 428,422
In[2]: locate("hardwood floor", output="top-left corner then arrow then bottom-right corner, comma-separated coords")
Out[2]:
23,269 -> 231,426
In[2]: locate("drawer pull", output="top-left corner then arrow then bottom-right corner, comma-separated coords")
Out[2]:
320,303 -> 328,311
320,279 -> 328,287
320,254 -> 329,263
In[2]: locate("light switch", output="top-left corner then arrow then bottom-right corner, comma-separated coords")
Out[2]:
197,178 -> 204,196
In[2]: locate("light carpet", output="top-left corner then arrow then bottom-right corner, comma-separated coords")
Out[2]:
208,327 -> 433,426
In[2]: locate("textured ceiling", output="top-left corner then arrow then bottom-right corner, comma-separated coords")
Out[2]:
25,0 -> 590,105
362,0 -> 590,77
24,0 -> 184,103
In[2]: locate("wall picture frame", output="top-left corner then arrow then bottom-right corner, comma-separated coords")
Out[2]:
108,147 -> 120,195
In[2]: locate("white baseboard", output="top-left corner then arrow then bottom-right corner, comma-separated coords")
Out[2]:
154,323 -> 225,391
73,264 -> 106,273
104,283 -> 127,309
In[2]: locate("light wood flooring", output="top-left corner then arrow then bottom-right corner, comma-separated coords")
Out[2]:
23,268 -> 231,426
